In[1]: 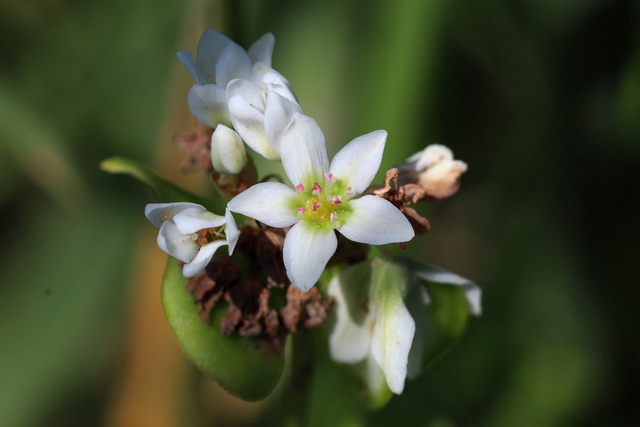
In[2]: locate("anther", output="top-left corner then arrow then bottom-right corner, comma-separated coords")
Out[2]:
331,195 -> 342,204
330,213 -> 339,222
295,183 -> 305,192
312,202 -> 321,212
311,182 -> 322,195
297,207 -> 306,215
324,173 -> 333,182
345,187 -> 353,196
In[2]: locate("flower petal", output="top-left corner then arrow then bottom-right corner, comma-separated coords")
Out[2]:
337,196 -> 414,245
279,113 -> 330,186
172,207 -> 226,234
329,130 -> 387,196
227,182 -> 299,227
415,263 -> 482,316
177,51 -> 202,84
195,29 -> 232,84
226,79 -> 265,111
224,208 -> 240,255
157,220 -> 200,263
145,202 -> 205,228
264,71 -> 298,104
188,84 -> 231,128
215,42 -> 252,88
370,292 -> 415,395
247,33 -> 275,66
282,221 -> 337,292
211,124 -> 247,174
227,94 -> 279,160
264,92 -> 301,153
182,240 -> 228,277
327,264 -> 374,363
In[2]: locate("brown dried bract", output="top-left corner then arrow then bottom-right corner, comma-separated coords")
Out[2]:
367,168 -> 431,236
210,156 -> 258,197
175,118 -> 214,172
281,285 -> 335,333
185,225 -> 333,354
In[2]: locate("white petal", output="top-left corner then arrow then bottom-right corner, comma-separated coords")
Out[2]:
227,182 -> 299,227
370,295 -> 415,394
416,263 -> 482,316
224,208 -> 240,255
248,33 -> 275,66
327,265 -> 374,363
337,196 -> 414,245
226,79 -> 265,111
145,202 -> 205,228
279,113 -> 330,186
330,130 -> 387,196
157,220 -> 200,263
227,94 -> 279,160
215,42 -> 252,88
264,71 -> 298,104
177,51 -> 203,84
282,221 -> 337,292
264,92 -> 301,153
195,29 -> 232,84
182,240 -> 228,277
211,125 -> 247,174
188,84 -> 231,128
172,207 -> 226,234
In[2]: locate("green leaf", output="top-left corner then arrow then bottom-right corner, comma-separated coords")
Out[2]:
161,256 -> 284,401
100,157 -> 223,211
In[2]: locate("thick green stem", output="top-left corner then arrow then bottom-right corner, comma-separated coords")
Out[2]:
284,330 -> 316,427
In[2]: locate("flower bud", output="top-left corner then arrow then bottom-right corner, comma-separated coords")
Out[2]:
210,124 -> 247,174
396,144 -> 467,199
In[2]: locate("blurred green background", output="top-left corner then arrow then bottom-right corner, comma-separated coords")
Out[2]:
1,0 -> 639,425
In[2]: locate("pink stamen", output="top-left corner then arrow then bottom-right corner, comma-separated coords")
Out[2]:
330,213 -> 339,222
331,195 -> 342,204
325,173 -> 333,182
312,202 -> 321,212
345,187 -> 353,196
297,207 -> 306,215
198,236 -> 208,245
311,182 -> 322,195
295,183 -> 305,192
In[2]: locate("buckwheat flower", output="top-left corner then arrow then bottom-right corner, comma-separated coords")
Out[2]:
177,29 -> 276,129
328,258 -> 481,395
226,67 -> 301,160
396,144 -> 468,199
145,202 -> 240,277
227,113 -> 414,292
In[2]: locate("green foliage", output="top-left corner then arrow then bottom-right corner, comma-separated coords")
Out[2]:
161,257 -> 284,401
100,157 -> 223,211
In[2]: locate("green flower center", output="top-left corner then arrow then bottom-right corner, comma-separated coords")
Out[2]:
291,174 -> 354,231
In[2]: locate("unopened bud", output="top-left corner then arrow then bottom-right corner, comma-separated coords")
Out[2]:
210,125 -> 247,174
396,144 -> 467,199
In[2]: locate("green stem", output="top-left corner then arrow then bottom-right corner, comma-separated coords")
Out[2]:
284,330 -> 316,427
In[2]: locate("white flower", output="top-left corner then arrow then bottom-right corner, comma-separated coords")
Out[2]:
211,124 -> 247,174
396,144 -> 468,198
145,202 -> 240,277
226,66 -> 301,160
227,113 -> 414,292
177,29 -> 276,130
328,259 -> 481,395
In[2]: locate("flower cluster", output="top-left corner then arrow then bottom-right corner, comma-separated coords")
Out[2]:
134,28 -> 478,401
